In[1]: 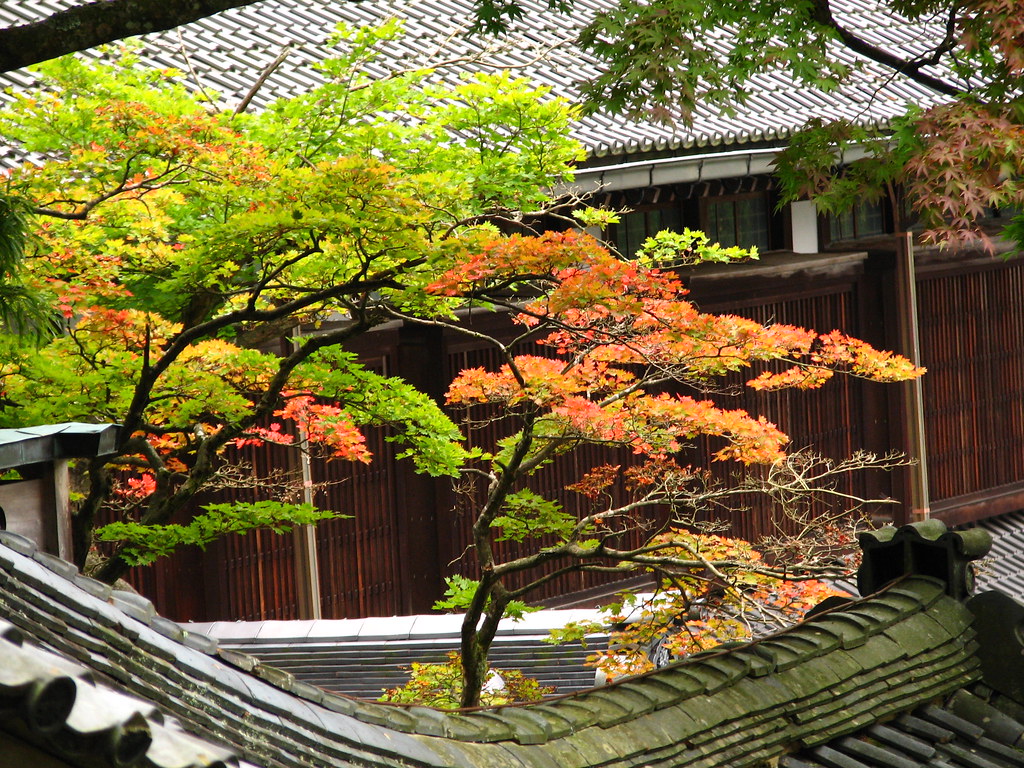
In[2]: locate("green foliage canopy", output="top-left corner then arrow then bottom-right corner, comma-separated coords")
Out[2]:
0,26 -> 583,582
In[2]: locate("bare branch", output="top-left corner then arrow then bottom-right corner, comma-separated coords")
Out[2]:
235,46 -> 293,115
810,0 -> 964,97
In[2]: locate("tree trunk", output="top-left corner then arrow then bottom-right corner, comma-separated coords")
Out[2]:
0,0 -> 265,72
460,635 -> 490,708
71,458 -> 111,570
459,586 -> 508,708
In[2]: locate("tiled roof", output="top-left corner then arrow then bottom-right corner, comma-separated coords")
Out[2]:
0,529 -> 446,768
0,519 -> 1012,768
975,510 -> 1024,598
0,421 -> 121,469
0,617 -> 246,768
782,690 -> 1024,768
0,0 -> 953,159
858,516 -> 994,601
189,611 -> 610,698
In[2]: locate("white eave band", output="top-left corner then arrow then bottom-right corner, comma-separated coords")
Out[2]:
559,145 -> 872,195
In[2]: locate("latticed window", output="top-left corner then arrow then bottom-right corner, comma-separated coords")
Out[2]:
829,200 -> 886,241
613,206 -> 685,258
704,194 -> 771,249
605,179 -> 780,257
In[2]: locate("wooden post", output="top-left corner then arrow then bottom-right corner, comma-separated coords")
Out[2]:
292,446 -> 323,620
50,459 -> 73,562
895,233 -> 930,521
393,322 -> 445,614
288,329 -> 323,620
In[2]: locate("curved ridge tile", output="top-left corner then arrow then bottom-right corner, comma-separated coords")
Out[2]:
0,532 -> 993,768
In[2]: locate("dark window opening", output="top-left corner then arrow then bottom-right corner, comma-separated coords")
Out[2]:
604,180 -> 780,257
613,207 -> 685,258
704,194 -> 771,250
829,199 -> 887,241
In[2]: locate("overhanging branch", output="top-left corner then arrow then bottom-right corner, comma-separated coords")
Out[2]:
810,0 -> 964,98
0,0 -> 267,72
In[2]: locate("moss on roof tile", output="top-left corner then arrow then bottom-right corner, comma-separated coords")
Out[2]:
638,665 -> 709,698
688,653 -> 752,691
491,706 -> 560,744
842,600 -> 908,629
616,678 -> 681,710
0,526 -> 994,768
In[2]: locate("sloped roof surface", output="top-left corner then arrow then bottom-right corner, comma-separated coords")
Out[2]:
0,521 -> 1013,768
0,529 -> 446,768
782,691 -> 1024,768
0,618 -> 246,768
190,610 -> 610,698
0,0 -> 952,158
0,422 -> 120,469
976,510 -> 1024,598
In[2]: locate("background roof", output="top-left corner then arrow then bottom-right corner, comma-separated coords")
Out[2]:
0,0 -> 952,158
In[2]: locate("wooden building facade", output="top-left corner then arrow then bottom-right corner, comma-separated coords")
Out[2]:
125,208 -> 1024,622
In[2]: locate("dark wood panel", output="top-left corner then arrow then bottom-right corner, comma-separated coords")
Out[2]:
919,258 -> 1024,502
125,257 -> 1024,621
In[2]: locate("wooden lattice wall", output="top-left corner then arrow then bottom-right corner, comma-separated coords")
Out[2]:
126,253 -> 1024,621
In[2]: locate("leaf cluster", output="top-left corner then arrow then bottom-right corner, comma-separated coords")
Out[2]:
548,528 -> 848,681
434,574 -> 538,620
97,500 -> 343,566
0,28 -> 586,573
577,0 -> 845,120
378,650 -> 553,708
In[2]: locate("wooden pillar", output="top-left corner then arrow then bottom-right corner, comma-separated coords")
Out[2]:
856,256 -> 898,517
287,331 -> 322,620
393,322 -> 445,614
292,448 -> 323,620
49,459 -> 73,562
895,233 -> 930,522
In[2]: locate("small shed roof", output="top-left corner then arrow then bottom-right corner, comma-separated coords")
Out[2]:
0,422 -> 120,470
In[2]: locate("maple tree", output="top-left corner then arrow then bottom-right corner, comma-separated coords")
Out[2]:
0,27 -> 926,708
547,528 -> 853,683
0,27 -> 580,583
379,650 -> 554,707
417,222 -> 921,706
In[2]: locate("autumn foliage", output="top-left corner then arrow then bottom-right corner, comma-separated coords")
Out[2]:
417,223 -> 921,705
0,32 -> 925,708
547,528 -> 847,682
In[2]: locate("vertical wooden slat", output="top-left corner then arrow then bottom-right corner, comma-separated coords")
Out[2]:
919,257 -> 1024,503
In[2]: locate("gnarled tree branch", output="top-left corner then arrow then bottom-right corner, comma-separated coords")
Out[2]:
0,0 -> 270,72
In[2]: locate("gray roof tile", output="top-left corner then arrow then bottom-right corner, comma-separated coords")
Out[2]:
784,689 -> 1024,768
0,479 -> 1013,768
0,0 -> 956,160
0,620 -> 241,768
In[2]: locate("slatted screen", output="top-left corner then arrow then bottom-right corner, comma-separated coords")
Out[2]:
313,422 -> 403,619
205,440 -> 303,620
919,260 -> 1024,502
125,256 -> 1024,622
